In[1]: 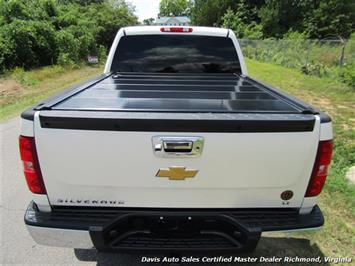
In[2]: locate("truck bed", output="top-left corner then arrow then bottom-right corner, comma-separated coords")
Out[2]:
46,73 -> 311,113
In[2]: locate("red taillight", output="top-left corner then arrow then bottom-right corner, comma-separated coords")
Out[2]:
305,140 -> 333,197
19,136 -> 46,194
160,27 -> 193,33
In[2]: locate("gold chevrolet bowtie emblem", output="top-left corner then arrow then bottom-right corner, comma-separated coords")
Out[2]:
156,167 -> 198,181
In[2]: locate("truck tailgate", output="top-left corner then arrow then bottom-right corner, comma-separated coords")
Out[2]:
34,110 -> 320,209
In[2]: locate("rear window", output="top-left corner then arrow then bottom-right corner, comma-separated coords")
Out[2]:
111,35 -> 241,74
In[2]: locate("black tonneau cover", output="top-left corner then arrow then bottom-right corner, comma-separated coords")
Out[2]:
50,73 -> 305,113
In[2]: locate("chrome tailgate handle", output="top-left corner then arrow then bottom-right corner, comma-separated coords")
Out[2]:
163,141 -> 193,152
152,136 -> 204,158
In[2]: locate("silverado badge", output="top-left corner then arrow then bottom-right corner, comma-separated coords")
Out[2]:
156,167 -> 198,181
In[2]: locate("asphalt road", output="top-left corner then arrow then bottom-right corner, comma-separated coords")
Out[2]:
0,117 -> 327,265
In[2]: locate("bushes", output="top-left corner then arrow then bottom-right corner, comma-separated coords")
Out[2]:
0,34 -> 11,73
337,63 -> 355,88
55,25 -> 100,68
0,0 -> 137,73
0,20 -> 57,69
300,62 -> 327,77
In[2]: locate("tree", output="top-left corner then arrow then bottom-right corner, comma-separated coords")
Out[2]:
222,4 -> 263,39
58,0 -> 105,5
259,0 -> 311,38
159,0 -> 189,16
87,1 -> 138,48
190,0 -> 236,26
143,18 -> 155,25
258,0 -> 354,39
0,0 -> 31,23
190,0 -> 261,27
0,20 -> 57,69
0,0 -> 138,72
304,0 -> 355,39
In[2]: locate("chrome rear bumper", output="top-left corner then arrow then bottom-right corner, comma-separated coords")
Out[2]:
25,201 -> 324,250
26,225 -> 93,248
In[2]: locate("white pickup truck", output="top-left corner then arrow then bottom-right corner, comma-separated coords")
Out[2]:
20,26 -> 333,252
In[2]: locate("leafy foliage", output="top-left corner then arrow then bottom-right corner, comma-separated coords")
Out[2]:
143,18 -> 155,25
159,0 -> 190,16
0,0 -> 137,72
190,0 -> 240,27
221,1 -> 263,39
189,0 -> 355,39
303,0 -> 355,39
258,0 -> 310,38
0,19 -> 57,69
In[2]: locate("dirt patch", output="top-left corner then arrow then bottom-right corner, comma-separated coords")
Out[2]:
317,97 -> 335,110
0,79 -> 24,106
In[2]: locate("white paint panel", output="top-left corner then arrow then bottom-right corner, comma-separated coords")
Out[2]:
320,122 -> 333,140
34,114 -> 320,209
125,26 -> 228,37
20,118 -> 34,137
32,194 -> 51,212
228,30 -> 247,75
104,28 -> 125,74
300,197 -> 318,214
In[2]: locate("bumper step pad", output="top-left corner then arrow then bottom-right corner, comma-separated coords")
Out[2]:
89,213 -> 261,252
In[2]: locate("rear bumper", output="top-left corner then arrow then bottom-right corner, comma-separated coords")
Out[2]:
25,201 -> 324,251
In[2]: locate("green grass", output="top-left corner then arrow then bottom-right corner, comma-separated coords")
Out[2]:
247,58 -> 355,258
0,64 -> 102,121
